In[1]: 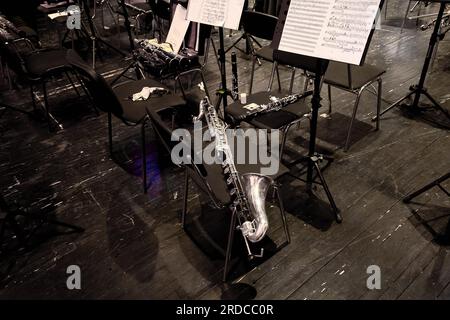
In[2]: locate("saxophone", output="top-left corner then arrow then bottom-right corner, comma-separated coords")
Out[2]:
235,91 -> 313,121
195,97 -> 271,257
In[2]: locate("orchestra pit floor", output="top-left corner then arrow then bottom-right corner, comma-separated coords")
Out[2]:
0,0 -> 449,299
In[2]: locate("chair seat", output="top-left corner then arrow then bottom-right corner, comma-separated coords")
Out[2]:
324,62 -> 386,90
25,49 -> 72,78
227,91 -> 310,129
150,102 -> 289,206
113,78 -> 186,123
255,45 -> 273,62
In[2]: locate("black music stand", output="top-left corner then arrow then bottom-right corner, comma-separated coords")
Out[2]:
377,0 -> 450,122
273,51 -> 342,223
224,1 -> 262,59
217,27 -> 231,109
185,3 -> 246,112
77,0 -> 126,69
268,0 -> 384,223
110,0 -> 146,85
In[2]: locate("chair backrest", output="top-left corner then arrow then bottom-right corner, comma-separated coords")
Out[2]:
148,0 -> 171,20
242,10 -> 278,41
66,49 -> 124,117
273,49 -> 329,76
148,106 -> 231,207
0,16 -> 37,78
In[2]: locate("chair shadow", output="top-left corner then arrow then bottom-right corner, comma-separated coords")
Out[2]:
105,186 -> 159,284
111,132 -> 172,181
0,180 -> 83,286
407,201 -> 450,246
48,95 -> 97,126
398,103 -> 450,130
315,112 -> 376,149
179,197 -> 282,299
278,176 -> 336,232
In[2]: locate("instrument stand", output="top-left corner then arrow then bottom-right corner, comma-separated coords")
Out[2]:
403,172 -> 450,203
377,2 -> 450,123
79,0 -> 126,69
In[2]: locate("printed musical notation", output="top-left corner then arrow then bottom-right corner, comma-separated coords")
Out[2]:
279,0 -> 381,65
186,0 -> 246,30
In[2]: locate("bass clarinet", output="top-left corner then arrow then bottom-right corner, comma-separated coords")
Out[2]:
195,97 -> 273,259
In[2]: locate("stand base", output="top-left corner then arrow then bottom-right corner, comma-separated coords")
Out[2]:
0,195 -> 84,254
375,85 -> 450,122
289,154 -> 342,224
111,59 -> 145,86
403,172 -> 450,203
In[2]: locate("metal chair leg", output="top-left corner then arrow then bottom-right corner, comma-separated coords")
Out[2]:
384,0 -> 388,20
141,118 -> 148,193
275,63 -> 282,92
303,72 -> 310,93
289,68 -> 296,94
0,212 -> 7,249
280,123 -> 295,160
344,88 -> 363,152
210,37 -> 222,72
250,55 -> 257,94
5,63 -> 12,90
267,62 -> 277,92
223,209 -> 237,282
376,78 -> 382,131
401,0 -> 413,34
30,85 -> 37,112
328,84 -> 332,114
181,168 -> 189,229
275,185 -> 290,243
42,81 -> 52,132
108,112 -> 113,156
65,71 -> 80,97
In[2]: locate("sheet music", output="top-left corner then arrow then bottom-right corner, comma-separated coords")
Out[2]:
279,0 -> 381,65
166,4 -> 191,54
186,0 -> 246,30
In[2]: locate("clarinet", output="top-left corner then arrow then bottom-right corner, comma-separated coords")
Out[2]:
237,91 -> 313,120
231,52 -> 239,101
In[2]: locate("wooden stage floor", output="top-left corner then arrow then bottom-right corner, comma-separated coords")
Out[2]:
0,1 -> 449,299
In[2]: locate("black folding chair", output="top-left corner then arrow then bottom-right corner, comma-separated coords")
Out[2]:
323,62 -> 385,152
0,33 -> 83,130
148,99 -> 291,282
67,49 -> 186,193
